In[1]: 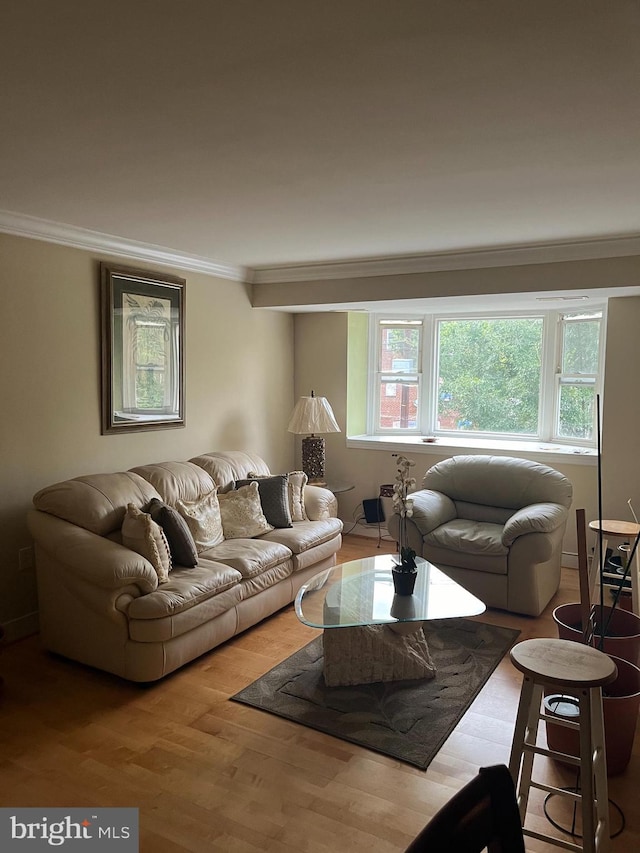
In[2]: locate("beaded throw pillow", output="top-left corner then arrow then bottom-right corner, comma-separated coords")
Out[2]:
217,481 -> 274,539
122,503 -> 172,584
176,489 -> 224,553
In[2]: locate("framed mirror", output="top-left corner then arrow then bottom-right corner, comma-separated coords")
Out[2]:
100,263 -> 185,434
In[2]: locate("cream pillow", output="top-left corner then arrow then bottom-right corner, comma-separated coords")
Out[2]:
122,503 -> 172,583
176,489 -> 224,552
218,481 -> 273,539
287,471 -> 308,521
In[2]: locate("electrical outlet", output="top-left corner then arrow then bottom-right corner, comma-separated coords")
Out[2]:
18,546 -> 34,572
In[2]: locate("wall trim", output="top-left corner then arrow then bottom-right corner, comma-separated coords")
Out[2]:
252,233 -> 640,283
4,207 -> 640,288
0,209 -> 247,281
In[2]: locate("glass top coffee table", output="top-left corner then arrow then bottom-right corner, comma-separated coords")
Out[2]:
295,554 -> 486,687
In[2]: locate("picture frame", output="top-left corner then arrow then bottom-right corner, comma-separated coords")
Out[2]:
100,262 -> 186,434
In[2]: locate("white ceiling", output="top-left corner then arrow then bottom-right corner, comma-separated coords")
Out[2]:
2,1 -> 640,309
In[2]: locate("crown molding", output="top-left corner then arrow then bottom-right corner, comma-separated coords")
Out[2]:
4,208 -> 640,287
251,234 -> 640,284
0,210 -> 247,281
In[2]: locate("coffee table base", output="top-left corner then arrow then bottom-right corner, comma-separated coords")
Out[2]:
322,624 -> 437,687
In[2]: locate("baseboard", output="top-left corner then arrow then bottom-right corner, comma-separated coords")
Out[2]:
2,610 -> 39,643
562,552 -> 578,570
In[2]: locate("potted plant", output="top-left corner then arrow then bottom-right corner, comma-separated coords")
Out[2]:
546,397 -> 640,775
391,454 -> 418,595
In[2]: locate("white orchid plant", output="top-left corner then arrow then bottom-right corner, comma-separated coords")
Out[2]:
392,454 -> 418,571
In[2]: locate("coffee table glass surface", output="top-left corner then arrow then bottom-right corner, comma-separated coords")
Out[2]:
295,555 -> 485,629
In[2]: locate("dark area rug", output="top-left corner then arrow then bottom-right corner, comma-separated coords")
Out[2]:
231,618 -> 520,769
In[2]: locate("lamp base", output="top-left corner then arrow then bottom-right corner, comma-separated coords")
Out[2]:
301,435 -> 326,482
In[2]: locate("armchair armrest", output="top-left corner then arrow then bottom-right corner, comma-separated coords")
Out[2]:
303,485 -> 338,520
28,510 -> 158,594
502,502 -> 569,547
406,489 -> 457,536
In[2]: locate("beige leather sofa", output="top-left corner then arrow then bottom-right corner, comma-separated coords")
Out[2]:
28,450 -> 342,681
388,455 -> 572,616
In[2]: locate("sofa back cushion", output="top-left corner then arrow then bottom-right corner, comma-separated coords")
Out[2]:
190,451 -> 270,491
423,455 -> 573,510
453,500 -> 514,525
32,471 -> 161,535
130,461 -> 215,506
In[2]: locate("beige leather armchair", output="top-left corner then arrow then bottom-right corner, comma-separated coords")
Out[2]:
388,455 -> 573,616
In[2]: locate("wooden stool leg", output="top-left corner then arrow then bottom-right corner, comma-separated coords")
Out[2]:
590,686 -> 610,852
509,676 -> 542,823
578,688 -> 596,853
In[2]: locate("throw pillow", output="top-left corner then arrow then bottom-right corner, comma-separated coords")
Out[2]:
247,470 -> 308,522
235,474 -> 292,528
287,471 -> 308,521
148,498 -> 198,567
176,490 -> 224,553
122,503 -> 172,583
217,481 -> 274,539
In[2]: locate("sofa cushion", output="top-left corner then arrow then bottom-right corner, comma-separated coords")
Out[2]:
126,561 -> 242,620
426,519 -> 508,557
236,474 -> 292,529
131,461 -> 216,505
148,498 -> 198,567
189,451 -> 271,491
200,538 -> 292,578
32,471 -> 161,536
218,482 -> 273,539
121,503 -> 172,583
176,490 -> 224,552
261,517 -> 343,555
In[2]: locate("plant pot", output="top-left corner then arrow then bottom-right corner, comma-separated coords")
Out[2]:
545,653 -> 640,776
392,568 -> 417,596
548,603 -> 640,775
552,602 -> 640,666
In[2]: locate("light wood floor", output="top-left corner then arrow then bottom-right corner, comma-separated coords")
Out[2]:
0,535 -> 638,852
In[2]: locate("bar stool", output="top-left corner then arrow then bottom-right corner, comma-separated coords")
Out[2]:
589,519 -> 640,615
508,638 -> 617,853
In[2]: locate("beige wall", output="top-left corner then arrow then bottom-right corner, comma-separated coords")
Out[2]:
0,234 -> 294,639
292,309 -> 640,564
601,296 -> 640,520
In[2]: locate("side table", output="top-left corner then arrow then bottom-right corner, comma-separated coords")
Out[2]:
323,481 -> 355,496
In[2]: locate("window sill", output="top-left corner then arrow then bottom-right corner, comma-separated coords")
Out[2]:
346,434 -> 597,466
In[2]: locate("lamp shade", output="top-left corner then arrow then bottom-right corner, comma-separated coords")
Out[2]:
287,395 -> 340,435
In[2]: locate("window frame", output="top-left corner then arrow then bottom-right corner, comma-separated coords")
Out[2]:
368,307 -> 605,448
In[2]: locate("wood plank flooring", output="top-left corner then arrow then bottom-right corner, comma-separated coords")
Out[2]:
0,535 -> 638,852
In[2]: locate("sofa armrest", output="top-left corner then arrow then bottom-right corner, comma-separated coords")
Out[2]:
502,502 -> 568,547
406,489 -> 458,536
303,485 -> 338,520
28,510 -> 159,594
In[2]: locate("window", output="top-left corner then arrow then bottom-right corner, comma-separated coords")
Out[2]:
375,320 -> 422,431
370,310 -> 604,446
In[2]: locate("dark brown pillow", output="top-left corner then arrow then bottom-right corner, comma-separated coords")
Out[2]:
148,498 -> 199,567
235,474 -> 292,528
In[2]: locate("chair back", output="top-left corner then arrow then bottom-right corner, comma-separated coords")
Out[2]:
403,764 -> 525,853
423,455 -> 573,510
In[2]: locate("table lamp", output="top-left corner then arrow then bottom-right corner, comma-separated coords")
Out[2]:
287,391 -> 340,484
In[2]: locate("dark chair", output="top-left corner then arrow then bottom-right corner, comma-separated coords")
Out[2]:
404,765 -> 525,853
